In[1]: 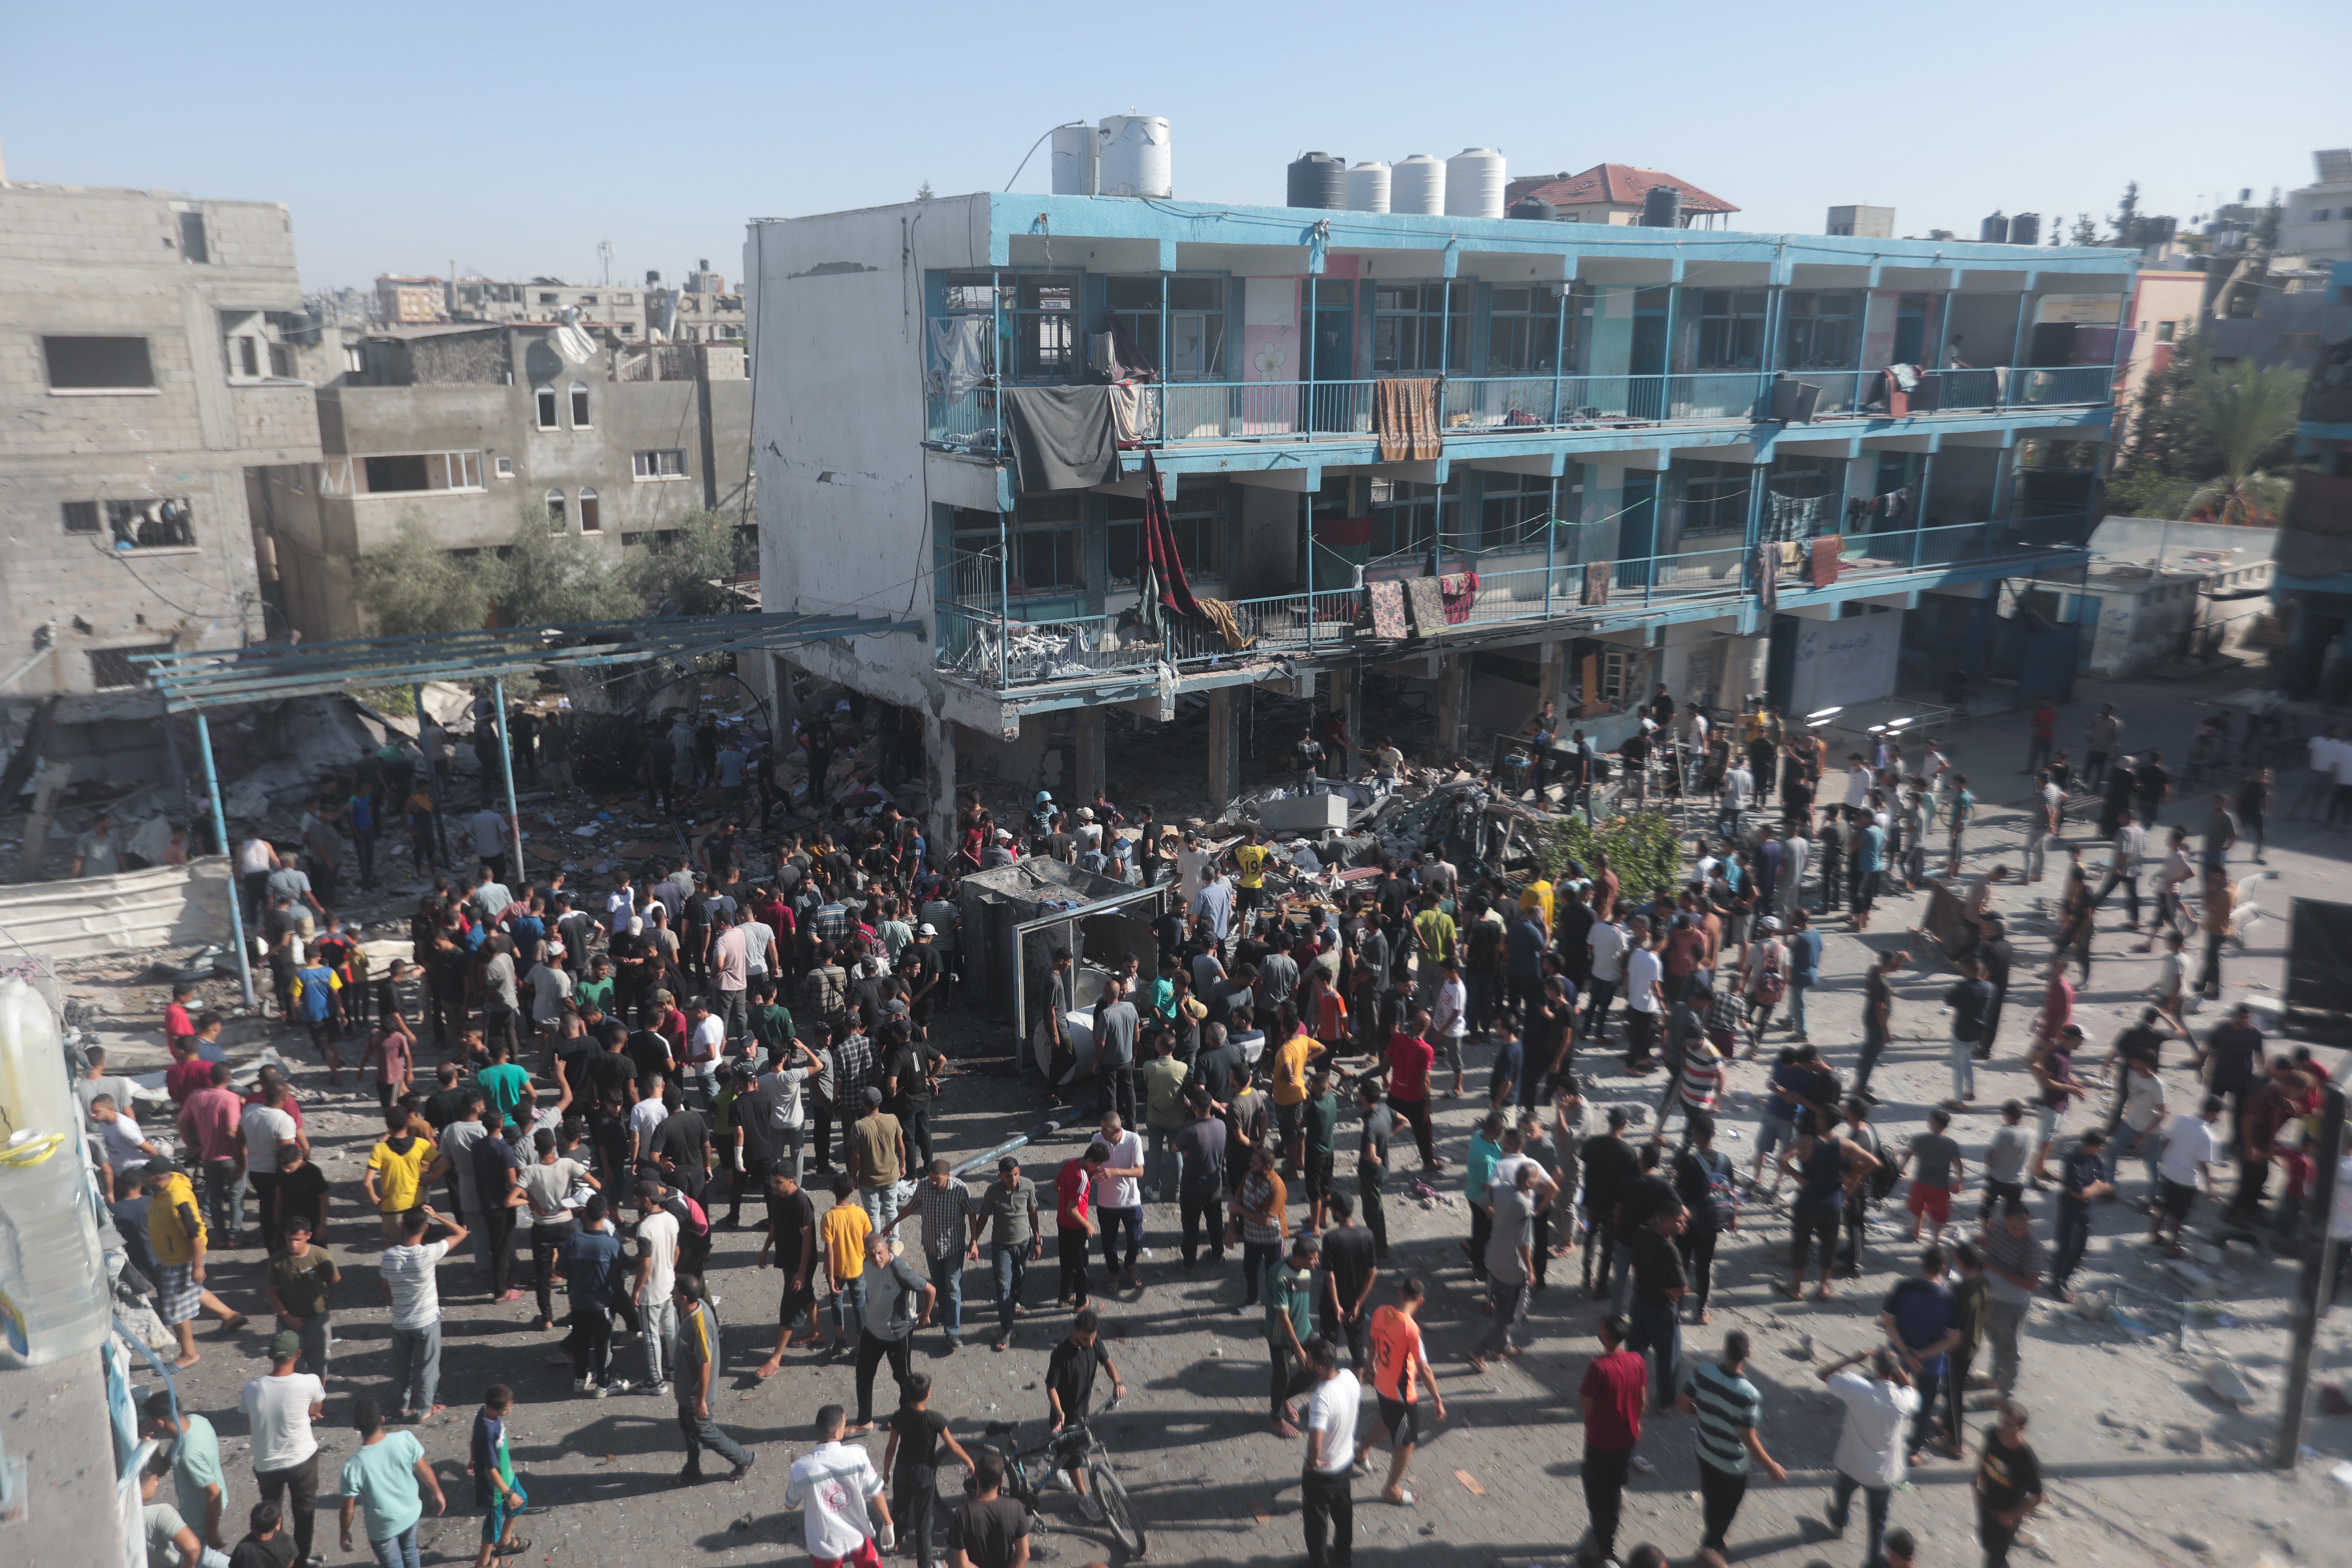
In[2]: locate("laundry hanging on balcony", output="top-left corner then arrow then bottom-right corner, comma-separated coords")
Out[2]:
1402,575 -> 1448,636
1809,535 -> 1843,589
1311,514 -> 1374,588
1437,572 -> 1480,625
1131,449 -> 1203,647
1107,383 -> 1158,446
1763,492 -> 1827,543
1002,385 -> 1121,493
1751,542 -> 1778,615
928,316 -> 988,400
1581,561 -> 1612,608
1366,580 -> 1408,639
1374,378 -> 1442,462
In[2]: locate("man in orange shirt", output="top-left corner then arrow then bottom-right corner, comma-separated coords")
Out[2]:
1268,1001 -> 1327,1181
1356,1276 -> 1445,1505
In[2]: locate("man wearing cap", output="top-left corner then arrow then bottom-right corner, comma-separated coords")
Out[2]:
240,1329 -> 326,1565
849,1086 -> 907,1233
901,923 -> 945,1028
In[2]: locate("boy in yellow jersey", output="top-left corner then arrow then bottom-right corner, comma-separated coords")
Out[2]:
1229,828 -> 1272,925
818,1173 -> 873,1357
1358,1275 -> 1445,1505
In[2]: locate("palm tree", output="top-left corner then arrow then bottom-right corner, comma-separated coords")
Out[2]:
2177,356 -> 2302,525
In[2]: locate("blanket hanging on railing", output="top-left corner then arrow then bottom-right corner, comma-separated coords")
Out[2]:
1438,571 -> 1480,625
1581,561 -> 1612,607
1193,597 -> 1254,652
1809,535 -> 1843,589
1135,450 -> 1202,639
1403,575 -> 1448,637
1002,386 -> 1119,493
1752,542 -> 1779,615
1373,378 -> 1442,462
1366,580 -> 1408,639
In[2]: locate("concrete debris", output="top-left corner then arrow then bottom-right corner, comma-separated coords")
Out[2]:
2165,1424 -> 2207,1453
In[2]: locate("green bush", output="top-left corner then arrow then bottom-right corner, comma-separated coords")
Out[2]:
1542,808 -> 1682,895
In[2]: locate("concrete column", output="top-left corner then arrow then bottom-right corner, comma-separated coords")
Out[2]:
1727,632 -> 1770,713
923,711 -> 957,861
1206,686 -> 1241,810
1435,653 -> 1469,762
1328,667 -> 1358,780
1536,638 -> 1566,714
1073,708 -> 1106,805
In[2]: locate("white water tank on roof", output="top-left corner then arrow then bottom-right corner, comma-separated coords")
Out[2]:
1445,148 -> 1506,219
1392,154 -> 1445,215
1097,115 -> 1172,198
1346,161 -> 1392,213
1051,124 -> 1098,195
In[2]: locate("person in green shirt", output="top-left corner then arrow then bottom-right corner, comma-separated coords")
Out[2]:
574,958 -> 616,1020
1265,1234 -> 1321,1438
141,1393 -> 227,1555
1301,1066 -> 1340,1233
748,980 -> 794,1068
337,1395 -> 444,1563
1141,1030 -> 1190,1200
475,1039 -> 533,1132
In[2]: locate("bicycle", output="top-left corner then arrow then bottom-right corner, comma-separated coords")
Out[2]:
964,1408 -> 1147,1558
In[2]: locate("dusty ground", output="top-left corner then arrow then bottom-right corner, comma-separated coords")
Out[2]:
54,668 -> 2352,1568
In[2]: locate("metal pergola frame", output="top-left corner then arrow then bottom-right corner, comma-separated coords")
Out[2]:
132,611 -> 918,1008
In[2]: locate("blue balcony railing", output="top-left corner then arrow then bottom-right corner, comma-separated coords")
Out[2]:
931,513 -> 2093,692
924,362 -> 2116,451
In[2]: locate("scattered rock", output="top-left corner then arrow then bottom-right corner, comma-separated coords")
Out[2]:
2098,1409 -> 2133,1428
2165,1424 -> 2207,1453
2175,1531 -> 2211,1552
2205,1360 -> 2257,1408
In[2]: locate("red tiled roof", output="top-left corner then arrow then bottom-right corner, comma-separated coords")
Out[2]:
1504,163 -> 1738,215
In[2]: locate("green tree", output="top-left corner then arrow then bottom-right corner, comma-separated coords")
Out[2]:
2068,213 -> 2101,246
352,515 -> 492,635
2176,356 -> 2302,525
618,507 -> 758,617
2110,180 -> 2141,247
1542,808 -> 1681,894
490,504 -> 638,626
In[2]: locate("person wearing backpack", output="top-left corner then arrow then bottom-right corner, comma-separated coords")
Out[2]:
1671,1113 -> 1738,1326
1838,1098 -> 1894,1279
1739,919 -> 1788,1060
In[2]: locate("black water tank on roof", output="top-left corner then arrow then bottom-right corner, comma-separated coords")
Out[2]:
1508,198 -> 1558,222
1287,153 -> 1347,210
1641,185 -> 1682,228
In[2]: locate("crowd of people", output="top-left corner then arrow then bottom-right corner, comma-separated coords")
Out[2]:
88,682 -> 2352,1568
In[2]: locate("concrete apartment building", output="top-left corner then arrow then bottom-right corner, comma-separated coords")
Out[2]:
748,157 -> 2139,842
256,322 -> 750,640
0,170 -> 321,716
2273,260 -> 2352,694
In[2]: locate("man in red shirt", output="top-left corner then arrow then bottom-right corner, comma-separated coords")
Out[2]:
1381,1010 -> 1444,1173
163,982 -> 197,1054
2025,701 -> 2058,777
175,1061 -> 249,1245
1054,1143 -> 1104,1309
1578,1313 -> 1648,1568
163,1016 -> 223,1107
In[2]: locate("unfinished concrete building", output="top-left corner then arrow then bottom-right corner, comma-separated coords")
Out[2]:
255,323 -> 751,640
747,166 -> 2138,850
0,171 -> 323,781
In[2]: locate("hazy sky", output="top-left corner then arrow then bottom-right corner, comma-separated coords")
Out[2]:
6,1 -> 2345,291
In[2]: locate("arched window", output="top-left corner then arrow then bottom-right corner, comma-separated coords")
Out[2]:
545,489 -> 566,531
578,486 -> 601,533
534,386 -> 558,429
569,381 -> 591,428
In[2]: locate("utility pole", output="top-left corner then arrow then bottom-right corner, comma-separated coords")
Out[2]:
2277,1081 -> 2347,1469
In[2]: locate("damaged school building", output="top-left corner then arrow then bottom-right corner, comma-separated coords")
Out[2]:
748,133 -> 2139,822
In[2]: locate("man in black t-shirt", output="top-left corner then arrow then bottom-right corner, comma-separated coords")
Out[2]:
1975,1401 -> 2044,1566
1626,1200 -> 1689,1409
950,1448 -> 1031,1568
755,1170 -> 820,1376
585,1026 -> 637,1108
1317,1193 -> 1379,1372
1578,1108 -> 1638,1297
625,1025 -> 674,1086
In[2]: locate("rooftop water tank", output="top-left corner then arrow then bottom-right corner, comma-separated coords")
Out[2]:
1508,197 -> 1557,222
1445,148 -> 1506,219
1980,211 -> 2011,244
1641,185 -> 1682,229
1286,152 -> 1346,211
1346,160 -> 1391,214
2009,212 -> 2042,247
1098,115 -> 1172,198
1051,124 -> 1099,196
1392,154 -> 1445,215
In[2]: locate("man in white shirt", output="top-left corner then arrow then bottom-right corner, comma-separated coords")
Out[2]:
786,1404 -> 894,1563
1844,755 -> 1873,812
1621,918 -> 1664,1070
2092,810 -> 2147,929
1175,831 -> 1212,906
1719,761 -> 1754,840
1584,916 -> 1629,1042
2151,1093 -> 2223,1254
2107,1053 -> 2168,1192
1819,1347 -> 1918,1568
633,1184 -> 681,1395
2290,727 -> 2340,820
630,1076 -> 672,1165
378,1206 -> 467,1422
241,1330 -> 328,1564
1779,829 -> 1811,918
685,1000 -> 727,1106
1298,1337 -> 1361,1568
239,1092 -> 299,1250
467,807 -> 511,883
527,953 -> 573,1055
1431,960 -> 1470,1099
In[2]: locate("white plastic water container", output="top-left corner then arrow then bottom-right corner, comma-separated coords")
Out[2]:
1392,154 -> 1446,215
0,980 -> 111,1366
1345,161 -> 1391,213
1445,147 -> 1507,218
1097,115 -> 1173,198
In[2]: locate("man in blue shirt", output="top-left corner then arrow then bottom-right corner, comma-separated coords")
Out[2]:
293,948 -> 348,1083
559,1197 -> 625,1394
1851,815 -> 1888,933
1878,1245 -> 1962,1463
1784,910 -> 1822,1043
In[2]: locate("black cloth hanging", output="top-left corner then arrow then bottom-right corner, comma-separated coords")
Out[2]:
1140,451 -> 1200,620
